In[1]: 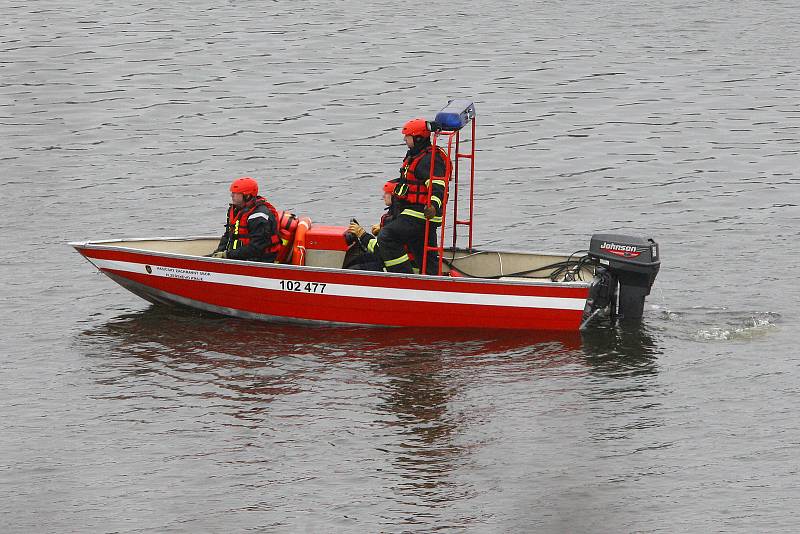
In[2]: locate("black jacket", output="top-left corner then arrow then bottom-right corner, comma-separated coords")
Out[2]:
216,199 -> 278,262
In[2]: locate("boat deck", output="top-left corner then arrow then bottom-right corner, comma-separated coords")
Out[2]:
77,236 -> 594,283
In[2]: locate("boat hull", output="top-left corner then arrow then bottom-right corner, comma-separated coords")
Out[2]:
74,243 -> 590,331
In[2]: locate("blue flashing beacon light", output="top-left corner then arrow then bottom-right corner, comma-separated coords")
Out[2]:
434,99 -> 475,131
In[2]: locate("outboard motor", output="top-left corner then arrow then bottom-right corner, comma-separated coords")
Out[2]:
583,234 -> 660,324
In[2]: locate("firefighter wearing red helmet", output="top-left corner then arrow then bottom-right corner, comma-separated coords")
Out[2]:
370,180 -> 401,236
348,118 -> 451,274
211,176 -> 281,262
341,180 -> 399,271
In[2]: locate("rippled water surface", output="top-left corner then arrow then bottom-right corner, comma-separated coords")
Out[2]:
2,1 -> 799,532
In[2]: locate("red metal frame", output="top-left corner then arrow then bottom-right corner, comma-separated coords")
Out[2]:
422,117 -> 477,275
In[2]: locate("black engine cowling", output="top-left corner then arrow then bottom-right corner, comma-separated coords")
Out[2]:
584,233 -> 660,321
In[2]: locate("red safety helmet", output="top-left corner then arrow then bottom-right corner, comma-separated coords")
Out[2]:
230,176 -> 259,196
383,181 -> 395,194
401,118 -> 430,137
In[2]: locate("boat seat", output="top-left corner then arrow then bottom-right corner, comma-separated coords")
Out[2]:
303,225 -> 349,268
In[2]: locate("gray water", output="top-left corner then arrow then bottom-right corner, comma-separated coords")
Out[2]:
2,1 -> 799,532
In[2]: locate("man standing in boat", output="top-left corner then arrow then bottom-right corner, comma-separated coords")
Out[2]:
211,176 -> 281,262
349,118 -> 451,274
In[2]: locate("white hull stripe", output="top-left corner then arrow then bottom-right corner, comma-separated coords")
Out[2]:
90,258 -> 587,311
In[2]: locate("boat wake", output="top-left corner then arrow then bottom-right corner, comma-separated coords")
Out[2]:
650,305 -> 780,342
693,313 -> 779,341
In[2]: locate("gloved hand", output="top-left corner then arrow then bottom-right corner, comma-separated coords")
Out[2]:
347,222 -> 366,238
211,250 -> 227,259
423,204 -> 436,219
371,223 -> 381,236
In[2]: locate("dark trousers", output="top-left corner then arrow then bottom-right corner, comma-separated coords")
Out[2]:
377,215 -> 439,274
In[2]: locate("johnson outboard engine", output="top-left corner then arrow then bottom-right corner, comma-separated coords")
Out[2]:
582,234 -> 660,326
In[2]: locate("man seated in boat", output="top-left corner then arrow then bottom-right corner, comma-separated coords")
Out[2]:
372,179 -> 401,237
343,180 -> 404,271
347,118 -> 451,274
210,176 -> 281,262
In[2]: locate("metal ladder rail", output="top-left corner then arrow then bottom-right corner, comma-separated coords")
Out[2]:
422,119 -> 475,275
421,130 -> 455,275
451,118 -> 476,251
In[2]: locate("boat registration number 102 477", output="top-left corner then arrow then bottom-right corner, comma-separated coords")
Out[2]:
279,280 -> 327,294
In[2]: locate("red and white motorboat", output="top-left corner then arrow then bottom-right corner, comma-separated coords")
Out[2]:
72,101 -> 661,332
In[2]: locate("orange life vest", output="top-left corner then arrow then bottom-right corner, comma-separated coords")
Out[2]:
227,197 -> 281,255
397,145 -> 452,208
275,210 -> 299,263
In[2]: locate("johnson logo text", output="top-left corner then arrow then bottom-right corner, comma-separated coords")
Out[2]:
600,242 -> 641,258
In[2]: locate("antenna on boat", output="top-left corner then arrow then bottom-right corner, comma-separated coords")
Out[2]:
422,99 -> 476,275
